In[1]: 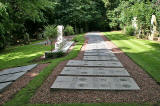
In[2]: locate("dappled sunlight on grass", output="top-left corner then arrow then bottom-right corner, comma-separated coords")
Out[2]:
0,44 -> 50,69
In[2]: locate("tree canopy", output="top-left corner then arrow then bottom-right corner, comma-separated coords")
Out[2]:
0,0 -> 159,49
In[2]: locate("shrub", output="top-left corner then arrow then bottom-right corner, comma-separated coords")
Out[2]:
55,51 -> 65,57
45,51 -> 65,58
43,25 -> 58,51
0,35 -> 6,50
125,26 -> 135,36
64,25 -> 74,36
23,33 -> 30,44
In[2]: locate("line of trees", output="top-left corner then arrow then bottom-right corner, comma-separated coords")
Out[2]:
0,0 -> 159,50
102,0 -> 160,37
0,0 -> 108,50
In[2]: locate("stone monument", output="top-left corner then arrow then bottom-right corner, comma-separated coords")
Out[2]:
45,25 -> 74,58
149,15 -> 159,40
132,17 -> 138,35
55,25 -> 66,51
53,25 -> 74,53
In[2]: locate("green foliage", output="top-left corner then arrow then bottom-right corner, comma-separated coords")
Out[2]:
0,35 -> 6,49
55,51 -> 65,57
72,34 -> 84,44
43,25 -> 57,51
64,25 -> 74,36
45,51 -> 65,58
55,0 -> 107,32
43,25 -> 58,40
106,0 -> 159,37
125,26 -> 135,36
23,33 -> 30,44
0,0 -> 56,49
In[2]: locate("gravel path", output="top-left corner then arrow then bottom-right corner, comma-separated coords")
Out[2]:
30,33 -> 160,104
0,63 -> 49,105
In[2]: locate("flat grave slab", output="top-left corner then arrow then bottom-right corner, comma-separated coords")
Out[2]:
0,64 -> 37,76
84,52 -> 115,56
83,56 -> 118,61
60,67 -> 130,76
67,60 -> 123,67
0,71 -> 26,83
0,82 -> 12,93
51,76 -> 140,90
85,49 -> 112,53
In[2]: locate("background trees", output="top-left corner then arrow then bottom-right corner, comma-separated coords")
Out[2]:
103,0 -> 160,37
0,0 -> 159,50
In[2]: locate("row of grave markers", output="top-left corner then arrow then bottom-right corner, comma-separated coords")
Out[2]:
132,15 -> 159,40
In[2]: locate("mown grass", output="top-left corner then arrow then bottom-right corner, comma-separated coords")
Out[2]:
0,41 -> 50,70
104,31 -> 160,83
4,34 -> 85,106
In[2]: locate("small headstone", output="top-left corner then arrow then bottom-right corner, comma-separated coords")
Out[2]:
51,76 -> 140,90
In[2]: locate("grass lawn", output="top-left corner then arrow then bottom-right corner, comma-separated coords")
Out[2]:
0,42 -> 50,69
4,34 -> 85,106
104,31 -> 160,83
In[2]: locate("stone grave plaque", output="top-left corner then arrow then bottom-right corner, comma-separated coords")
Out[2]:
0,64 -> 37,76
60,67 -> 130,76
0,82 -> 12,92
0,71 -> 26,83
67,60 -> 123,67
85,45 -> 108,50
51,76 -> 140,90
83,56 -> 118,61
84,52 -> 115,56
85,49 -> 112,53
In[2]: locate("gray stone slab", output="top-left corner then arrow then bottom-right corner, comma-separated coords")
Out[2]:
51,76 -> 140,90
0,71 -> 26,83
0,82 -> 12,93
83,56 -> 118,61
0,64 -> 37,76
85,45 -> 107,50
85,49 -> 112,53
53,41 -> 74,53
60,67 -> 130,76
84,52 -> 115,56
67,60 -> 123,67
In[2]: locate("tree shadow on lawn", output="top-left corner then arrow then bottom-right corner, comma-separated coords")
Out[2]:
105,32 -> 134,41
0,44 -> 50,69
